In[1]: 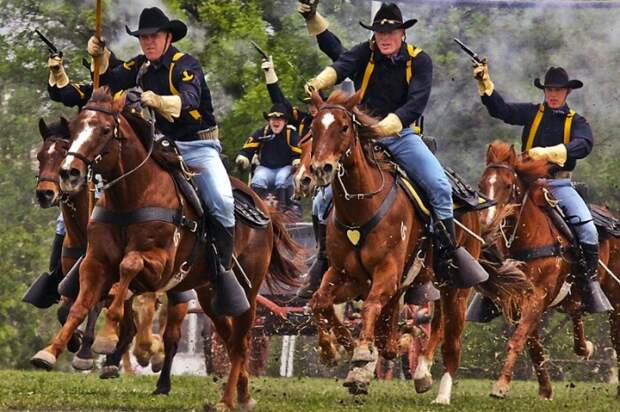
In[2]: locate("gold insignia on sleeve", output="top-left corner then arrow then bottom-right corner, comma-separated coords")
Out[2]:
182,70 -> 194,82
123,60 -> 136,70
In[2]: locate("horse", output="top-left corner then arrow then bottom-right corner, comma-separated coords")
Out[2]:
36,118 -> 167,374
479,140 -> 620,399
31,88 -> 301,410
302,89 -> 514,404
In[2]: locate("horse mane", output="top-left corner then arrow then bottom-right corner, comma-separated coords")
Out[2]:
487,139 -> 516,165
515,157 -> 555,186
324,90 -> 379,140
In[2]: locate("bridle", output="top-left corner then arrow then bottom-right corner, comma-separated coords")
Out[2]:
36,137 -> 70,187
315,104 -> 385,200
69,105 -> 153,191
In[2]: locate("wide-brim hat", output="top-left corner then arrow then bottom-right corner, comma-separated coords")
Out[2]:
263,103 -> 290,121
534,66 -> 583,90
359,2 -> 417,33
126,7 -> 187,42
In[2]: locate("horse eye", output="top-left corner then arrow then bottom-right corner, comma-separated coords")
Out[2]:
102,126 -> 111,135
342,124 -> 349,133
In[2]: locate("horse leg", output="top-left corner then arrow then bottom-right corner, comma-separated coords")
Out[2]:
31,258 -> 108,369
570,310 -> 594,359
375,296 -> 401,361
610,305 -> 620,398
153,299 -> 188,395
414,298 -> 443,393
72,300 -> 104,370
92,283 -> 123,354
100,299 -> 136,379
432,288 -> 468,405
491,290 -> 546,398
526,328 -> 553,400
132,293 -> 160,368
231,309 -> 257,411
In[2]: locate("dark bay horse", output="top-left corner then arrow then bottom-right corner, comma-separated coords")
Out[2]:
480,140 -> 620,399
36,118 -> 168,374
303,90 -> 502,404
31,89 -> 301,410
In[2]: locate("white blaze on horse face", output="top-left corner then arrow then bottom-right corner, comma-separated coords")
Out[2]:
63,111 -> 96,169
484,172 -> 498,226
47,144 -> 57,156
320,112 -> 336,130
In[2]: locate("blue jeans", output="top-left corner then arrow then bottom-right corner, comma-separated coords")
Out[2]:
56,213 -> 66,236
378,128 -> 453,220
547,179 -> 598,245
175,139 -> 235,228
312,184 -> 333,224
251,165 -> 292,190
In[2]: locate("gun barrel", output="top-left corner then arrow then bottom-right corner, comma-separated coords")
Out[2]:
35,29 -> 59,55
453,38 -> 482,64
250,40 -> 269,60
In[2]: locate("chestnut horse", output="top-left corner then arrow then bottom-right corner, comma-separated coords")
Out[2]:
35,118 -> 169,375
303,90 -> 502,404
31,89 -> 301,410
480,140 -> 620,399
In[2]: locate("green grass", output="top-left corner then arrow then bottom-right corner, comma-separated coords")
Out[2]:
0,370 -> 617,411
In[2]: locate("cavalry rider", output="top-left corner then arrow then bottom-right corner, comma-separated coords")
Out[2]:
86,7 -> 249,316
305,2 -> 488,289
473,62 -> 612,313
235,103 -> 301,209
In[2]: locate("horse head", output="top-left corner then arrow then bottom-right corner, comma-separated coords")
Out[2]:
309,89 -> 364,187
292,136 -> 315,198
60,87 -> 125,194
35,117 -> 71,208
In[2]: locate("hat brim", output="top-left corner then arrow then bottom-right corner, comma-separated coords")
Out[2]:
126,20 -> 187,42
263,112 -> 288,121
359,18 -> 417,32
534,78 -> 583,90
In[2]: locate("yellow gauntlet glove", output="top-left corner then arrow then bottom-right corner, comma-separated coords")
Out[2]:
141,91 -> 182,123
48,55 -> 69,88
304,66 -> 337,95
473,59 -> 494,96
372,113 -> 403,138
528,144 -> 568,167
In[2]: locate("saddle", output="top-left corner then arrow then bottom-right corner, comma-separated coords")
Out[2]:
590,203 -> 620,238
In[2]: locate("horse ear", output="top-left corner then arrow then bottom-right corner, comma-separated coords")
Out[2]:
508,144 -> 517,164
486,143 -> 495,164
112,91 -> 126,113
59,116 -> 70,136
38,118 -> 49,140
344,90 -> 363,111
310,89 -> 324,109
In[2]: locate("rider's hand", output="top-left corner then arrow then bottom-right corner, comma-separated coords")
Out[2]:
87,36 -> 106,57
371,113 -> 403,138
47,55 -> 69,87
297,0 -> 319,19
291,158 -> 301,170
141,91 -> 181,123
298,1 -> 328,36
261,56 -> 278,85
473,58 -> 494,96
88,36 -> 111,74
304,66 -> 337,95
528,144 -> 567,167
235,155 -> 250,171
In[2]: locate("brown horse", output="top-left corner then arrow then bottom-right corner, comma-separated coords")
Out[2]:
480,140 -> 620,399
31,89 -> 301,410
36,118 -> 168,374
304,90 -> 494,403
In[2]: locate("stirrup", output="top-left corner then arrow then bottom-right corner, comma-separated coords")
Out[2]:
466,292 -> 501,323
582,280 -> 613,314
212,266 -> 250,317
451,247 -> 489,288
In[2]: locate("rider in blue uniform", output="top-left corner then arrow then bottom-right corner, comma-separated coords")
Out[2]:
305,2 -> 488,290
87,7 -> 248,316
472,62 -> 611,314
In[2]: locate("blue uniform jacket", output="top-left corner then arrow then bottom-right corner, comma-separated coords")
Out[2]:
239,125 -> 301,169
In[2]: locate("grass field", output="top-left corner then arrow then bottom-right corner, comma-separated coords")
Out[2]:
0,370 -> 617,411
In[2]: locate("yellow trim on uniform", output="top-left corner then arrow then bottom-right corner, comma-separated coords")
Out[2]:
113,90 -> 125,99
168,52 -> 185,96
285,128 -> 302,154
298,122 -> 305,137
70,84 -> 85,100
359,44 -> 423,100
526,104 -> 575,151
181,70 -> 194,82
242,139 -> 260,149
123,60 -> 136,70
189,109 -> 202,120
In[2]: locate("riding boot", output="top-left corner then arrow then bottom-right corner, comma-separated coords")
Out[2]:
297,216 -> 329,299
275,187 -> 289,212
578,243 -> 612,314
211,223 -> 251,317
22,233 -> 65,308
465,292 -> 502,323
433,218 -> 489,288
252,186 -> 269,201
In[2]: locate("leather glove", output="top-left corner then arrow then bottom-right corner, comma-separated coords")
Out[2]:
297,0 -> 319,19
304,66 -> 337,95
292,158 -> 301,169
372,113 -> 403,138
48,55 -> 69,88
528,144 -> 567,167
473,58 -> 494,96
141,91 -> 181,123
88,36 -> 111,74
261,56 -> 278,85
235,155 -> 250,171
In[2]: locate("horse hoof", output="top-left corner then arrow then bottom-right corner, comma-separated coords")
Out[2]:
152,386 -> 170,396
538,392 -> 553,401
414,375 -> 433,393
351,346 -> 374,363
490,382 -> 509,399
31,350 -> 56,370
67,331 -> 83,353
204,401 -> 232,412
100,365 -> 120,379
584,340 -> 594,360
151,353 -> 165,373
238,398 -> 257,411
92,336 -> 118,355
343,380 -> 369,395
432,396 -> 450,405
72,356 -> 95,371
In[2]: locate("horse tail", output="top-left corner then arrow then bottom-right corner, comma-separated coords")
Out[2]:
476,242 -> 533,323
265,210 -> 304,291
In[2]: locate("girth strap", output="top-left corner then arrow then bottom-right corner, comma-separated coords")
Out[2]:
333,179 -> 398,249
91,206 -> 198,232
62,246 -> 86,259
511,243 -> 567,261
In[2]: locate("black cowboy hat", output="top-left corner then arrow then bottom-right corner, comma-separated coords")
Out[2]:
263,103 -> 290,121
359,2 -> 417,32
126,7 -> 187,42
534,67 -> 583,90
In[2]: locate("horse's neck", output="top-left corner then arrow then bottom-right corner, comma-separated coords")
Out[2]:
510,190 -> 558,250
332,142 -> 391,224
61,188 -> 89,247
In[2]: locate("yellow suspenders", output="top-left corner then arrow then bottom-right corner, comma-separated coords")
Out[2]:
286,128 -> 302,154
525,104 -> 576,151
168,52 -> 202,121
359,44 -> 423,100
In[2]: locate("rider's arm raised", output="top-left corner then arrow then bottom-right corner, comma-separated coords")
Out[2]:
481,90 -> 537,126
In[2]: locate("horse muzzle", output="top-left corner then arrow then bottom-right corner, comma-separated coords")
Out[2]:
35,188 -> 59,208
310,160 -> 336,187
59,164 -> 86,194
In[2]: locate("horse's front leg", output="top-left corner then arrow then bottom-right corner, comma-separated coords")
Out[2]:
526,328 -> 553,400
31,257 -> 109,369
72,301 -> 104,370
153,299 -> 189,395
414,295 -> 444,393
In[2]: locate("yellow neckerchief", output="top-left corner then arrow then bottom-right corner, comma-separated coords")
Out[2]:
359,43 -> 423,100
525,104 -> 576,151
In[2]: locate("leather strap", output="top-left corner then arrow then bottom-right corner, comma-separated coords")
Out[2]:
91,206 -> 198,232
511,243 -> 567,261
